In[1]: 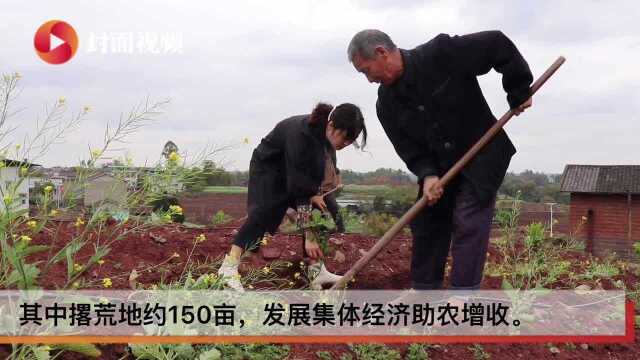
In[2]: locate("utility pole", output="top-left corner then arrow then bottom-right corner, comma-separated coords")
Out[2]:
546,202 -> 556,237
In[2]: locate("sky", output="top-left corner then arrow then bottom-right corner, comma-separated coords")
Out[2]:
1,0 -> 639,174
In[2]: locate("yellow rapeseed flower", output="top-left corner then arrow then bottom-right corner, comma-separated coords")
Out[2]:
262,266 -> 271,274
44,185 -> 53,193
58,96 -> 66,104
97,260 -> 105,265
73,263 -> 83,272
50,209 -> 59,216
168,151 -> 181,163
169,205 -> 183,215
195,233 -> 206,243
102,278 -> 112,288
74,217 -> 85,227
19,235 -> 32,242
26,220 -> 37,229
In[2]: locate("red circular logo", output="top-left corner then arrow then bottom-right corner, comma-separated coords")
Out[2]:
34,20 -> 79,65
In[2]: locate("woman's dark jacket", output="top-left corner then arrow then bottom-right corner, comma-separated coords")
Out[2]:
247,114 -> 332,231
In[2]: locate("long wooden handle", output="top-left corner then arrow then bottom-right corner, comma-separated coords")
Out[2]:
330,56 -> 566,290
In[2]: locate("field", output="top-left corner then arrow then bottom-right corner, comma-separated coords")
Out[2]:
202,186 -> 248,194
2,191 -> 639,359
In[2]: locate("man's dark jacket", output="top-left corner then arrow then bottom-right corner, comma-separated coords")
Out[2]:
376,31 -> 533,203
248,115 -> 330,231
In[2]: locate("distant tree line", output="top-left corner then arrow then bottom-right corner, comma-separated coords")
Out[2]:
499,170 -> 568,204
340,168 -> 415,185
195,163 -> 567,204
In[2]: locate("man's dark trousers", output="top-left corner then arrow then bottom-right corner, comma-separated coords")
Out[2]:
410,176 -> 496,290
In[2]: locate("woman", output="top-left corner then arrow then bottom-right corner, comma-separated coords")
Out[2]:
218,102 -> 367,291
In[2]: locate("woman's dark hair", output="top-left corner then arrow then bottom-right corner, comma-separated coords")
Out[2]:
310,102 -> 367,149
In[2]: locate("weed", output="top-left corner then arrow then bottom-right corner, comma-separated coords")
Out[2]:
317,350 -> 334,360
405,343 -> 430,360
350,344 -> 400,360
468,344 -> 490,360
212,209 -> 233,225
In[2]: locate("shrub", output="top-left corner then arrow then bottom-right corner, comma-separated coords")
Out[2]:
363,212 -> 398,237
212,210 -> 233,225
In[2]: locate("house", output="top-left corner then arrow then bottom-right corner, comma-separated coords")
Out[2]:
560,165 -> 640,258
0,159 -> 40,212
38,167 -> 78,207
84,172 -> 128,207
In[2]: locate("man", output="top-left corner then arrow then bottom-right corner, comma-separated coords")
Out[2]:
347,30 -> 533,290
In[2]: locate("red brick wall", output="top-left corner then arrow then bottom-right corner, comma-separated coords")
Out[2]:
570,193 -> 639,258
179,193 -> 247,224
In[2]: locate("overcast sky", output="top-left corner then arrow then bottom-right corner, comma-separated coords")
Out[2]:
1,0 -> 638,174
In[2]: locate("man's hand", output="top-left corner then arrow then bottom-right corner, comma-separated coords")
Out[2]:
423,176 -> 443,206
311,195 -> 328,213
514,97 -> 532,116
304,231 -> 324,259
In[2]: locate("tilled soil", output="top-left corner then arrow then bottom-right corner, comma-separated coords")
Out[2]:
1,219 -> 638,359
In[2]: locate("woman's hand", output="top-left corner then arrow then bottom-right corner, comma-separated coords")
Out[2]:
304,231 -> 324,259
311,195 -> 328,213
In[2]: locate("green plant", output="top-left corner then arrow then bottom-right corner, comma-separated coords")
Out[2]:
468,344 -> 490,360
340,208 -> 364,234
301,209 -> 335,255
350,344 -> 401,360
317,350 -> 334,360
130,343 -> 196,360
215,344 -> 290,360
149,194 -> 185,223
524,222 -> 545,249
581,257 -> 620,280
7,343 -> 102,360
405,343 -> 429,360
363,212 -> 398,237
212,209 -> 233,225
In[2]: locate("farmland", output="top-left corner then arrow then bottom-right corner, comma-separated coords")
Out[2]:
1,185 -> 639,358
0,72 -> 637,359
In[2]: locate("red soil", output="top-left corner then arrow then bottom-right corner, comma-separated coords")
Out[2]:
1,218 -> 638,359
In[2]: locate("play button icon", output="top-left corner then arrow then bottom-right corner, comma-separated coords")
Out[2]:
34,20 -> 79,65
50,33 -> 66,51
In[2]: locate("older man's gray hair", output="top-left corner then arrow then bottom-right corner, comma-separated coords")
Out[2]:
347,29 -> 397,62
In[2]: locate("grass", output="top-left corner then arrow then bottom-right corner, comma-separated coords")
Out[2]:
203,186 -> 248,194
341,184 -> 393,195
